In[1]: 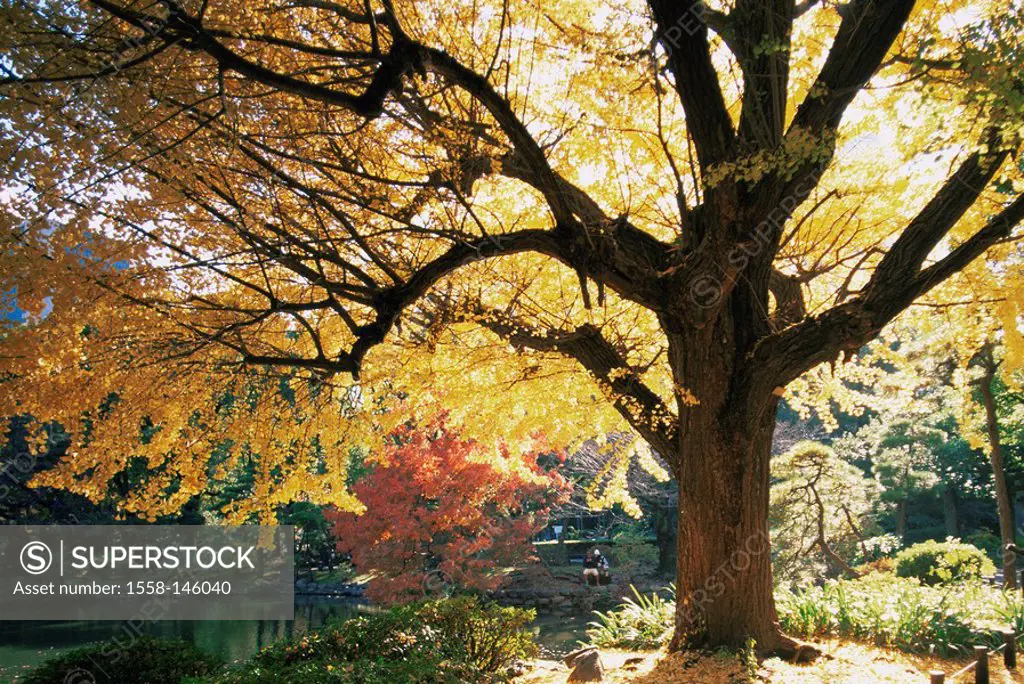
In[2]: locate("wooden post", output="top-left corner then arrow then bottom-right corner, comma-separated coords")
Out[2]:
1019,568 -> 1024,594
974,645 -> 989,684
929,671 -> 945,683
1004,629 -> 1017,669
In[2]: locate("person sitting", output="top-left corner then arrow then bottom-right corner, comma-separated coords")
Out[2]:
583,549 -> 609,586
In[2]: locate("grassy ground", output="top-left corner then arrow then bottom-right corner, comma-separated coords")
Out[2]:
309,567 -> 356,584
516,640 -> 1024,683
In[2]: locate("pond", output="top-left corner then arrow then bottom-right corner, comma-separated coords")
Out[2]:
0,596 -> 591,681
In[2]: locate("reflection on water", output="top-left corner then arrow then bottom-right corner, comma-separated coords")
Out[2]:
530,612 -> 590,658
0,597 -> 589,680
0,597 -> 367,680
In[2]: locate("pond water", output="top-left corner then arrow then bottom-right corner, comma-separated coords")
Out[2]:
0,596 -> 590,681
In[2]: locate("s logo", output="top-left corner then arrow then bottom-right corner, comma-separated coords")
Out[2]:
20,541 -> 52,575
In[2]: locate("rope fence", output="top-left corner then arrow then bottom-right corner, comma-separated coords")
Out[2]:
927,629 -> 1016,683
930,562 -> 1024,682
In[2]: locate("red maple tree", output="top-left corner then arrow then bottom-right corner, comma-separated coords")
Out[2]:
329,419 -> 569,603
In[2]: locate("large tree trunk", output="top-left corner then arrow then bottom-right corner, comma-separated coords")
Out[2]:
667,397 -> 795,654
979,356 -> 1016,589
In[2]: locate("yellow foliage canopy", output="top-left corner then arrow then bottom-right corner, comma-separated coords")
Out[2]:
0,0 -> 1022,522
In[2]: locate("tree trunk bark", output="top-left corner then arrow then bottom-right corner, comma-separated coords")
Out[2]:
942,487 -> 959,538
667,400 -> 797,655
979,360 -> 1016,589
895,498 -> 908,541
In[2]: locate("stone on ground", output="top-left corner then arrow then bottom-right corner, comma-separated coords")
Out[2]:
564,647 -> 605,682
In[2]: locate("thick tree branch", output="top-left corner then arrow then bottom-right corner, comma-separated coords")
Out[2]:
773,0 -> 914,208
647,0 -> 735,171
768,269 -> 806,328
88,0 -> 405,116
195,229 -> 568,377
419,45 -> 577,223
476,315 -> 678,459
732,0 -> 793,149
747,121 -> 1018,393
752,191 -> 1024,389
913,194 -> 1024,293
71,0 -> 668,321
498,152 -> 674,304
788,0 -> 914,136
346,230 -> 568,374
80,0 -> 581,228
866,138 -> 1009,315
16,0 -> 679,327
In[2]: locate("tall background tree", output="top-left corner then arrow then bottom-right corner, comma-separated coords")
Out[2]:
2,0 -> 1024,654
770,441 -> 881,581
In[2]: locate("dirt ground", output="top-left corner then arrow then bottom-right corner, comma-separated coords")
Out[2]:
517,639 -> 1024,683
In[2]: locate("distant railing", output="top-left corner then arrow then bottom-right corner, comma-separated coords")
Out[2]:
927,629 -> 1016,683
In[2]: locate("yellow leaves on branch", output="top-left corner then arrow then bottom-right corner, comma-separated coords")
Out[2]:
582,436 -> 668,519
1,0 -> 1023,521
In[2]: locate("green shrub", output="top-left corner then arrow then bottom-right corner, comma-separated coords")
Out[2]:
776,573 -> 1010,656
414,597 -> 537,673
608,521 -> 651,540
587,585 -> 675,649
964,531 -> 1003,564
775,583 -> 840,639
210,650 -> 465,684
209,596 -> 536,684
610,539 -> 659,579
894,539 -> 995,585
582,573 -> 1023,658
22,636 -> 222,684
994,591 -> 1024,638
854,534 -> 902,564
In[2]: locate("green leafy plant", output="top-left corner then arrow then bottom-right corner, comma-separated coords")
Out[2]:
22,636 -> 222,684
586,585 -> 675,649
610,539 -> 659,579
964,532 -> 1003,564
894,539 -> 995,585
776,573 -> 998,656
740,637 -> 759,679
993,591 -> 1024,638
208,597 -> 536,684
413,597 -> 538,673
